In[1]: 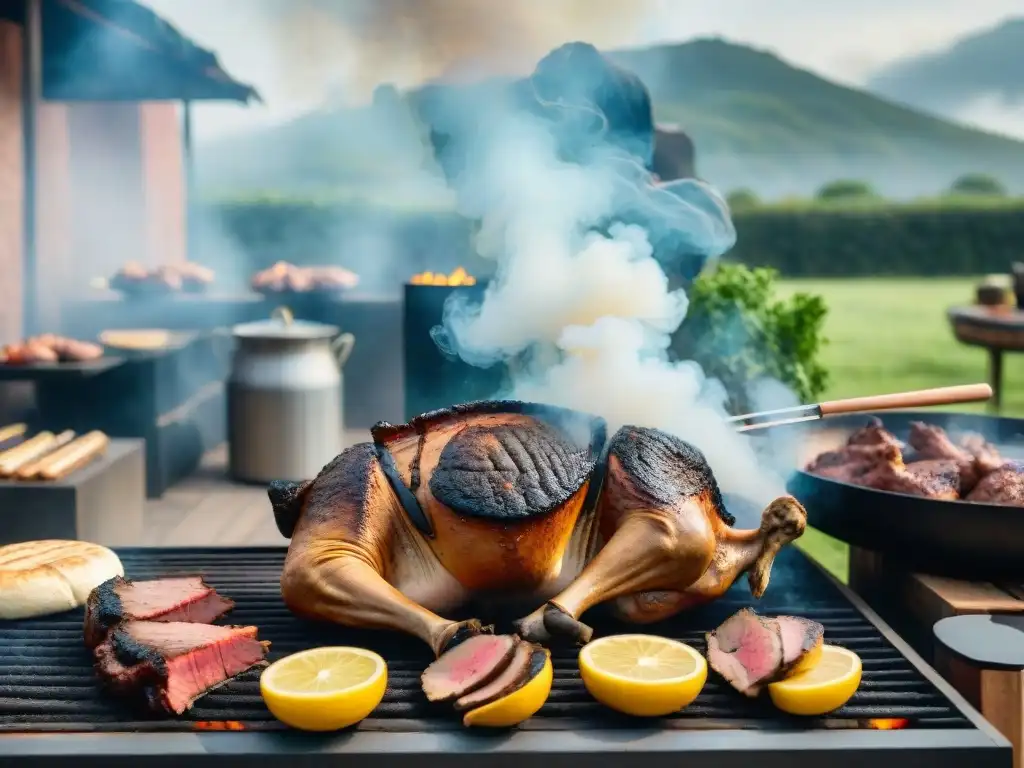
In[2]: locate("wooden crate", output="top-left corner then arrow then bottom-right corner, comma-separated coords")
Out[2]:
851,547 -> 1024,767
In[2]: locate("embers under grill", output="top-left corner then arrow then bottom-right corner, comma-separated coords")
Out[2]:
0,547 -> 970,733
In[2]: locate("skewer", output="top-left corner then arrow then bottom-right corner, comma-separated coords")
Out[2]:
730,383 -> 994,433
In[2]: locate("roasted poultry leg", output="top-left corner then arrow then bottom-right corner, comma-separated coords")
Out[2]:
514,427 -> 807,644
275,444 -> 482,657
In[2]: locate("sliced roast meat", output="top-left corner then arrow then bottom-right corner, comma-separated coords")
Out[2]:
706,608 -> 783,697
94,620 -> 270,714
84,575 -> 234,647
421,633 -> 519,702
777,615 -> 824,676
460,646 -> 550,725
454,641 -> 536,711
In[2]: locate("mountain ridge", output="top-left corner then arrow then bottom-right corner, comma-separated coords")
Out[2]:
196,36 -> 1024,199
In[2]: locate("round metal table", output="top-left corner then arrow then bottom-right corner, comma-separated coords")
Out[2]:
948,305 -> 1024,411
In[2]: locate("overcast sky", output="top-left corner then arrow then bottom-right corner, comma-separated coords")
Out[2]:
146,0 -> 1022,140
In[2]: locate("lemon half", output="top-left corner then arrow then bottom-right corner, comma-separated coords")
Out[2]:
462,650 -> 553,727
578,634 -> 707,717
768,645 -> 862,716
260,647 -> 387,731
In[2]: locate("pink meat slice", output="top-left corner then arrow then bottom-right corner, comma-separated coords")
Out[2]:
454,641 -> 535,711
706,608 -> 784,697
421,634 -> 519,702
777,615 -> 824,676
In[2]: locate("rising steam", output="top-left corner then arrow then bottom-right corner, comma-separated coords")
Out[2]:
434,80 -> 790,506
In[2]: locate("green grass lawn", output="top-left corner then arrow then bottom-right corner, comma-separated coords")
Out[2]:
773,277 -> 1024,581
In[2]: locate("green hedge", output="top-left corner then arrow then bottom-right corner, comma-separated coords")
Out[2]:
729,203 -> 1024,276
199,198 -> 1024,279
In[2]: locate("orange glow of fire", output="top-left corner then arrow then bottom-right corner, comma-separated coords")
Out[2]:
410,267 -> 476,286
192,720 -> 247,731
866,718 -> 909,730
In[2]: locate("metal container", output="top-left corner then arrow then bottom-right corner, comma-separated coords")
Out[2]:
227,307 -> 355,483
403,282 -> 506,419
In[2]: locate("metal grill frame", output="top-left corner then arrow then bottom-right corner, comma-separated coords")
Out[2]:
0,551 -> 1011,768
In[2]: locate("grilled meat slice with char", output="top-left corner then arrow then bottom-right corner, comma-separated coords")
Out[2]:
453,641 -> 538,711
84,576 -> 235,648
806,442 -> 903,484
707,609 -> 825,696
94,620 -> 269,714
907,422 -> 985,492
966,465 -> 1024,506
421,634 -> 520,702
706,609 -> 784,697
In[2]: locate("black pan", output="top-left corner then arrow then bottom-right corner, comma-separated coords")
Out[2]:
786,409 -> 1024,580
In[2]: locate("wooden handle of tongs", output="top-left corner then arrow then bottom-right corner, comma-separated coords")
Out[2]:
818,383 -> 993,416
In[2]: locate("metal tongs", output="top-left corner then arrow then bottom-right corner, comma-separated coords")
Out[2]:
729,383 -> 994,433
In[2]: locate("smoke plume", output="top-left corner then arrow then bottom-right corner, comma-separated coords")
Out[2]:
432,71 -> 791,507
223,0 -> 657,102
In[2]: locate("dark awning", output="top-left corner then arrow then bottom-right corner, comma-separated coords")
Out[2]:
41,0 -> 260,103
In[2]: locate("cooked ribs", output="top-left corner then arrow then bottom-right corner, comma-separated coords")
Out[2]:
93,621 -> 270,714
805,417 -> 1020,504
706,609 -> 824,697
84,576 -> 235,648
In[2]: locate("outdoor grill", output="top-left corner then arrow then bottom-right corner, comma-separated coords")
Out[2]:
0,547 -> 1009,768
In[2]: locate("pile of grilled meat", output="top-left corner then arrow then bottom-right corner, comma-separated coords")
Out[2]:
251,261 -> 359,294
805,418 -> 1024,506
110,261 -> 215,296
84,575 -> 269,715
0,334 -> 103,365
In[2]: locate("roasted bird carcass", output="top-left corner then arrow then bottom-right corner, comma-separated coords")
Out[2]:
270,401 -> 806,657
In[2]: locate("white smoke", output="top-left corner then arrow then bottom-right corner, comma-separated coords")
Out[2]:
438,104 -> 789,505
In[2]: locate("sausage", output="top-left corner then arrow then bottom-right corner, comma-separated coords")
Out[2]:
0,423 -> 26,444
34,431 -> 109,480
14,431 -> 80,479
0,431 -> 73,476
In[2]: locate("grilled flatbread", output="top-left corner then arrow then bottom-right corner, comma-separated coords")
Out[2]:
0,540 -> 124,619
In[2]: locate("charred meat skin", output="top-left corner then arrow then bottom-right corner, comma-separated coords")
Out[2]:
93,621 -> 269,715
84,576 -> 235,648
275,400 -> 806,655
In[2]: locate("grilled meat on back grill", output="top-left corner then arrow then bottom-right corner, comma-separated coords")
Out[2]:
806,418 -> 1015,503
84,576 -> 235,648
966,465 -> 1024,506
93,620 -> 270,714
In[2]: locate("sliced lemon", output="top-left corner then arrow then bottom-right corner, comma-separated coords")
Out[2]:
578,634 -> 707,717
768,645 -> 862,716
462,650 -> 553,727
260,647 -> 387,731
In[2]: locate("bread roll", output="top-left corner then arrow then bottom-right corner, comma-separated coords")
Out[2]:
0,540 -> 124,619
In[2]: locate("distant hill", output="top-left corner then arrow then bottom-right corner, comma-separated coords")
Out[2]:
867,18 -> 1024,118
196,37 -> 1024,200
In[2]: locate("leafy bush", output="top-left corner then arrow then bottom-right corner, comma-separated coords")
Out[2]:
815,179 -> 879,201
949,173 -> 1008,197
674,264 -> 829,414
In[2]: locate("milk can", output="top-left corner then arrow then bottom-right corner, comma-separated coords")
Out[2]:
227,307 -> 355,483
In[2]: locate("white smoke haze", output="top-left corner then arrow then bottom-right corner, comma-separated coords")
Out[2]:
438,106 -> 788,505
953,93 -> 1024,141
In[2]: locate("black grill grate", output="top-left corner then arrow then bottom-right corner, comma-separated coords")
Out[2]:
0,546 -> 969,732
